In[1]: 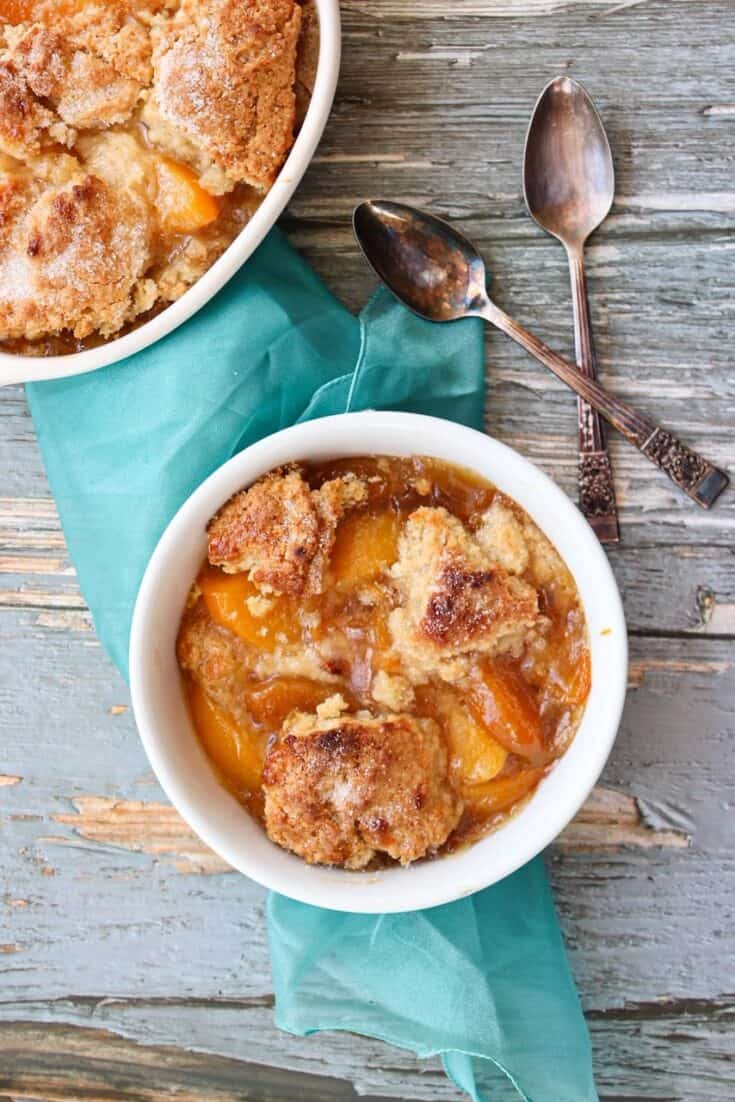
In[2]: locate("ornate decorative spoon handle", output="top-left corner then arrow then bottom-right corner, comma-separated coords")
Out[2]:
568,249 -> 620,542
480,300 -> 729,509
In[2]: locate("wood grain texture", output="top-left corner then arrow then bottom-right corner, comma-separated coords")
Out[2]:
1,1002 -> 733,1102
0,1019 -> 404,1102
1,0 -> 734,1099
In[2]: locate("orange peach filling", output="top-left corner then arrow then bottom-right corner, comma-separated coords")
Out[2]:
330,511 -> 402,589
155,157 -> 220,235
186,681 -> 265,794
180,457 -> 591,856
469,661 -> 546,765
198,563 -> 304,651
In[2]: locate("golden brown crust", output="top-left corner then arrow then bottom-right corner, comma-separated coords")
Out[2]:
475,497 -> 530,575
207,469 -> 367,596
389,506 -> 541,682
10,22 -> 147,129
2,3 -> 154,143
421,563 -> 535,647
0,60 -> 74,159
0,167 -> 153,340
207,469 -> 320,595
62,2 -> 155,86
0,172 -> 30,230
262,711 -> 463,868
10,2 -> 155,81
144,0 -> 301,190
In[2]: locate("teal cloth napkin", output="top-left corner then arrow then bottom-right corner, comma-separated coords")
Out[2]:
26,227 -> 597,1102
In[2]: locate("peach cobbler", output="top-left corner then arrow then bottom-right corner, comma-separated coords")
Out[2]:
176,457 -> 592,869
0,0 -> 317,354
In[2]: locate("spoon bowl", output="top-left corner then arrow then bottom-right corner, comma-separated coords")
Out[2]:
353,200 -> 489,321
523,76 -> 615,247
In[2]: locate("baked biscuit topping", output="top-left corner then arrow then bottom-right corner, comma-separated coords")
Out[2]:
0,165 -> 153,340
0,60 -> 75,159
475,498 -> 530,575
389,506 -> 541,683
9,21 -> 147,130
143,0 -> 301,192
263,711 -> 463,868
207,469 -> 368,595
0,0 -> 311,352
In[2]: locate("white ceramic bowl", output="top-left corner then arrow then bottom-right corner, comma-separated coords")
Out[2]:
0,0 -> 341,387
130,412 -> 628,913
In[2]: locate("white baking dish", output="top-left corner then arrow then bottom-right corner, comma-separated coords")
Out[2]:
130,412 -> 628,913
1,0 -> 341,386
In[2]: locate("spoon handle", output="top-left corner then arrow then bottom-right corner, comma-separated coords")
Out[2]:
480,300 -> 729,509
567,248 -> 620,543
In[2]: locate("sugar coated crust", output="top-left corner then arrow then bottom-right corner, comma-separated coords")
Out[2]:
9,20 -> 148,130
0,60 -> 77,161
389,506 -> 541,682
142,0 -> 301,191
207,469 -> 368,596
263,711 -> 464,868
0,166 -> 153,340
207,469 -> 320,594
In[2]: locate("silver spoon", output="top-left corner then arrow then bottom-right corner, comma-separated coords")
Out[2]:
353,199 -> 729,510
524,76 -> 619,544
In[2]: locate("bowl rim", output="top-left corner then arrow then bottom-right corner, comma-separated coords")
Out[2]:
130,411 -> 628,913
0,0 -> 342,387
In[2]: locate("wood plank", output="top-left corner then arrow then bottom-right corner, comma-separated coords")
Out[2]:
0,1019 -> 406,1102
0,999 -> 732,1102
291,0 -> 735,542
591,998 -> 735,1102
340,0 -> 712,17
39,783 -> 689,882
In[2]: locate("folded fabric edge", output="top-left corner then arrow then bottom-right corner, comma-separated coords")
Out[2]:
272,1013 -> 531,1102
443,1049 -> 532,1102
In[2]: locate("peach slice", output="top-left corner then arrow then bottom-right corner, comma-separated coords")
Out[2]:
330,511 -> 401,590
185,681 -> 265,793
437,691 -> 508,788
244,677 -> 335,730
565,647 -> 591,707
469,661 -> 546,764
155,157 -> 219,234
465,766 -> 547,818
198,564 -> 302,652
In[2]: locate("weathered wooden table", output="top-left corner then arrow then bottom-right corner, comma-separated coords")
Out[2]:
2,1 -> 733,1098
